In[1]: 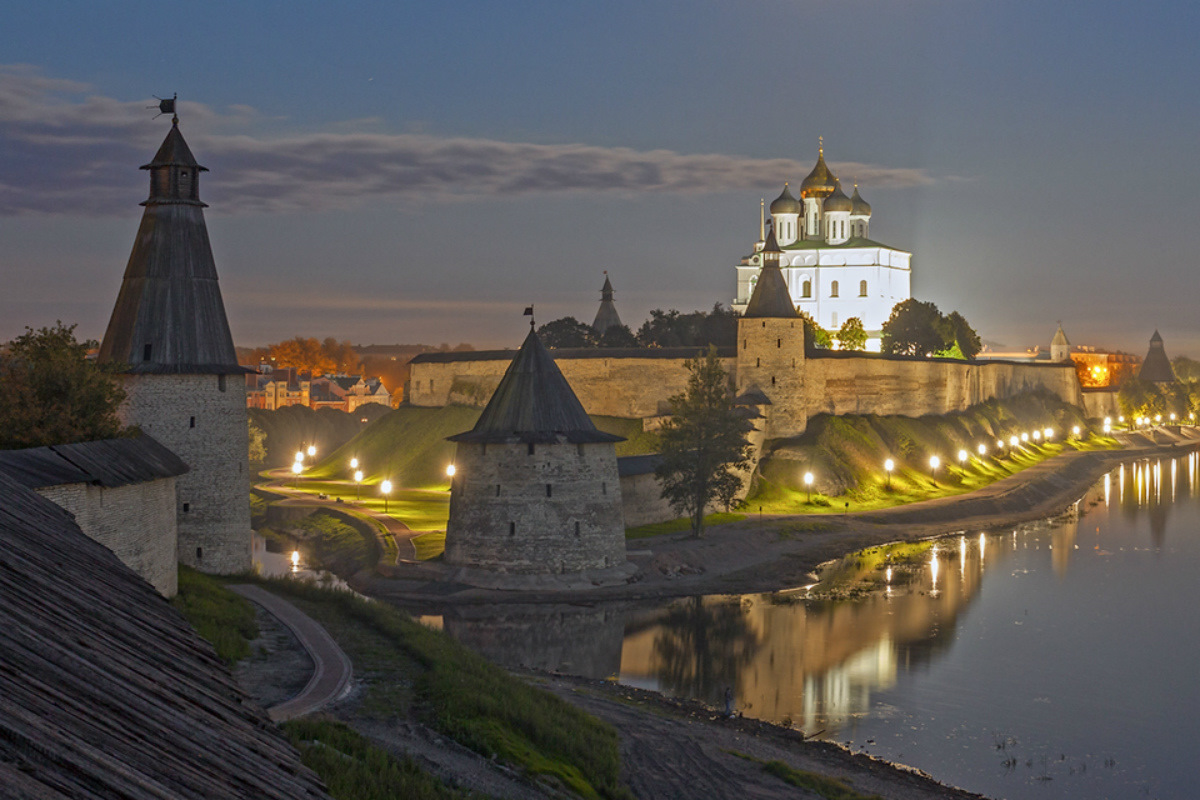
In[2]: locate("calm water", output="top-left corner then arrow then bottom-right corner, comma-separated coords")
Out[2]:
423,452 -> 1200,800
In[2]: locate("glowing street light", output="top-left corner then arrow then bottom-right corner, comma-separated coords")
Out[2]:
884,458 -> 894,489
958,449 -> 968,466
307,444 -> 317,458
294,450 -> 304,464
929,455 -> 940,477
1072,425 -> 1081,437
446,464 -> 457,478
1103,422 -> 1112,434
1170,413 -> 1177,422
978,443 -> 987,456
354,469 -> 364,500
291,460 -> 302,488
1009,435 -> 1019,448
350,457 -> 359,470
381,479 -> 393,513
804,471 -> 814,502
290,550 -> 300,573
1032,430 -> 1041,442
1044,428 -> 1054,440
1021,432 -> 1029,442
1155,414 -> 1162,424
1104,417 -> 1112,427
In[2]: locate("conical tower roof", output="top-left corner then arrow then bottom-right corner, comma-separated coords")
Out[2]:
1051,324 -> 1070,348
1138,330 -> 1177,383
449,328 -> 624,444
99,121 -> 244,375
592,273 -> 623,335
743,227 -> 797,318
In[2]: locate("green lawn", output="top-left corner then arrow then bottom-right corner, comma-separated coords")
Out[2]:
412,531 -> 446,561
285,480 -> 451,532
626,512 -> 745,540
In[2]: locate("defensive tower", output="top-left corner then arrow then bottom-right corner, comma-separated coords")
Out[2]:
591,272 -> 623,336
98,115 -> 251,574
444,326 -> 632,585
1138,330 -> 1177,383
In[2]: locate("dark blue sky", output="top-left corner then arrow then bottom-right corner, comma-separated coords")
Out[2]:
3,1 -> 1198,354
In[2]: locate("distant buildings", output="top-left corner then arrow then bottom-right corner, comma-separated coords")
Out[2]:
246,366 -> 394,411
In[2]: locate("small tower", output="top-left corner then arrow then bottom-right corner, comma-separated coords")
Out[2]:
591,272 -> 623,337
800,140 -> 838,238
769,183 -> 801,245
849,184 -> 872,239
98,115 -> 251,574
1050,324 -> 1071,363
1138,330 -> 1177,383
736,227 -> 807,438
444,326 -> 632,585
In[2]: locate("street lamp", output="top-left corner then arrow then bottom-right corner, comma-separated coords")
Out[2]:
381,479 -> 393,513
1009,436 -> 1019,448
1072,425 -> 1081,437
884,458 -> 894,489
294,450 -> 304,464
1021,432 -> 1029,442
978,443 -> 987,456
354,469 -> 363,500
804,471 -> 814,503
350,457 -> 359,471
1032,430 -> 1041,442
1044,428 -> 1054,440
307,444 -> 317,458
446,464 -> 456,478
291,460 -> 302,488
929,455 -> 940,477
958,449 -> 968,466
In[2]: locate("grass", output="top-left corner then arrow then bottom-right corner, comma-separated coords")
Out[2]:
413,531 -> 446,561
285,480 -> 452,532
287,510 -> 378,575
727,751 -> 883,800
170,567 -> 258,664
625,512 -> 746,540
258,579 -> 632,800
282,718 -> 472,800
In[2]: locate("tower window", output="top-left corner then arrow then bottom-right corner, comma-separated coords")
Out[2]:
196,547 -> 202,561
218,374 -> 227,392
756,358 -> 761,367
495,484 -> 501,497
602,481 -> 607,495
771,376 -> 776,386
546,484 -> 552,498
143,343 -> 152,361
777,338 -> 781,348
575,521 -> 581,537
509,522 -> 515,536
189,416 -> 196,428
859,280 -> 868,297
830,281 -> 839,298
182,503 -> 189,513
527,442 -> 535,455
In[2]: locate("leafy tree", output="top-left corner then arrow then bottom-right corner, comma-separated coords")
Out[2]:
637,305 -> 737,348
0,322 -> 130,449
1173,356 -> 1200,382
881,299 -> 945,356
655,347 -> 752,538
835,317 -> 867,351
1118,378 -> 1164,420
321,337 -> 361,373
270,337 -> 337,375
942,311 -> 981,360
248,419 -> 267,463
536,317 -> 598,348
638,309 -> 687,347
796,311 -> 831,350
598,324 -> 639,348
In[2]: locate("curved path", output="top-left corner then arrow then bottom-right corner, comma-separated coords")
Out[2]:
229,584 -> 353,722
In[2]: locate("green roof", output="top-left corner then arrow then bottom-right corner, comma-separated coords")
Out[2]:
780,236 -> 902,251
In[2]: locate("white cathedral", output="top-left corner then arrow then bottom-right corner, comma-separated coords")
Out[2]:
732,144 -> 911,351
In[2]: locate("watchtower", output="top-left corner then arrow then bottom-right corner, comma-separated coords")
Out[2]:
98,115 -> 251,574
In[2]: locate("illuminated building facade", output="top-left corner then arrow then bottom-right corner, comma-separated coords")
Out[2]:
732,144 -> 911,350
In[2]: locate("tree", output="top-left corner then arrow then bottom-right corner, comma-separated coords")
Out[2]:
0,322 -> 130,449
537,317 -> 598,348
598,324 -> 639,348
796,310 -> 831,350
248,419 -> 267,463
881,299 -> 944,356
655,346 -> 752,538
941,311 -> 981,360
636,305 -> 737,348
836,317 -> 867,351
321,337 -> 361,373
269,337 -> 336,375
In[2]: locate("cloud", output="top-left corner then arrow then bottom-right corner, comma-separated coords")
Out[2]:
0,66 -> 936,217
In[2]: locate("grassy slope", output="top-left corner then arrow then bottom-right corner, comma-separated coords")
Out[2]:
306,405 -> 658,488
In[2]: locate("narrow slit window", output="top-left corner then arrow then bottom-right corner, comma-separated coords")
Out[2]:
527,442 -> 535,455
509,522 -> 515,536
182,503 -> 189,513
189,416 -> 196,428
546,484 -> 552,498
143,343 -> 152,361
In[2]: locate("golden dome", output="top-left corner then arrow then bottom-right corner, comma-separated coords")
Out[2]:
799,147 -> 838,199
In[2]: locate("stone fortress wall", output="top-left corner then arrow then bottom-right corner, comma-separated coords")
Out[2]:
36,479 -> 179,596
410,346 -> 1083,425
120,373 -> 252,574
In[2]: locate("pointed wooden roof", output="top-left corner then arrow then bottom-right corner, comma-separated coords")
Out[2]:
1139,330 -> 1177,383
592,273 -> 624,335
743,228 -> 798,318
98,121 -> 245,375
449,328 -> 624,444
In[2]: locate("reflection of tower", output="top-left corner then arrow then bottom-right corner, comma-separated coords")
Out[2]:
98,118 -> 250,574
444,604 -> 625,679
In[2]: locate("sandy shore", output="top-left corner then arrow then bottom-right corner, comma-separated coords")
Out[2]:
360,429 -> 1200,605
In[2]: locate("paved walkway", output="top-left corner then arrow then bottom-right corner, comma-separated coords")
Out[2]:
229,584 -> 353,722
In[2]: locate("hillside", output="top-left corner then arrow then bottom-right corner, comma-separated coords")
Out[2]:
249,404 -> 392,467
306,405 -> 660,489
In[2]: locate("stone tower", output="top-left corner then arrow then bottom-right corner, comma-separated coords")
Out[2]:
591,272 -> 623,337
98,117 -> 251,574
736,226 -> 807,439
1050,324 -> 1071,362
444,327 -> 633,587
1138,330 -> 1177,383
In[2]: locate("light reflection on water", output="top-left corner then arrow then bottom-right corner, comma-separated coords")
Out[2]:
421,452 -> 1200,799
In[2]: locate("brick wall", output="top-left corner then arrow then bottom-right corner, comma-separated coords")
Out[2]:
37,478 -> 178,596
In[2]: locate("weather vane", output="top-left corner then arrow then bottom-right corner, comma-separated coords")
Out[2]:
523,304 -> 535,329
149,93 -> 178,124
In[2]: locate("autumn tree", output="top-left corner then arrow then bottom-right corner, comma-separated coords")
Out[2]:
0,322 -> 130,449
655,346 -> 752,538
321,337 -> 361,373
836,317 -> 867,351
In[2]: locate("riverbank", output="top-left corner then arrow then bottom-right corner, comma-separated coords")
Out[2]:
359,428 -> 1200,605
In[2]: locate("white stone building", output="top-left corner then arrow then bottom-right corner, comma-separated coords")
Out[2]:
732,145 -> 912,350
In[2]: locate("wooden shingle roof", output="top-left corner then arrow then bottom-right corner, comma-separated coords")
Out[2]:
0,473 -> 331,799
448,329 -> 624,445
0,434 -> 188,490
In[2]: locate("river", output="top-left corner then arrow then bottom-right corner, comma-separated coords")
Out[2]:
420,452 -> 1200,799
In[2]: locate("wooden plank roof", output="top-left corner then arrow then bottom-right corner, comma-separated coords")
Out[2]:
0,434 -> 188,490
0,474 -> 331,799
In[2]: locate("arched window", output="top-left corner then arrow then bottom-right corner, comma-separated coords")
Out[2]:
830,280 -> 839,298
859,280 -> 868,297
802,279 -> 812,298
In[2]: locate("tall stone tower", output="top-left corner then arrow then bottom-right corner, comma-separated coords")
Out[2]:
444,327 -> 633,587
736,227 -> 807,439
1050,324 -> 1071,363
591,272 -> 623,337
98,117 -> 251,574
1138,330 -> 1177,384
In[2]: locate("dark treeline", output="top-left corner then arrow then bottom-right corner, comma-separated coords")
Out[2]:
538,304 -> 738,349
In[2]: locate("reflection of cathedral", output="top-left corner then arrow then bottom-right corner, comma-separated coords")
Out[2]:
732,144 -> 911,350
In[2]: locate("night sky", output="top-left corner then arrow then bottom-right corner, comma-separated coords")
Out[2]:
3,1 -> 1198,355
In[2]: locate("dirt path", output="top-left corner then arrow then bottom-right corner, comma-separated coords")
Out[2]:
537,674 -> 985,800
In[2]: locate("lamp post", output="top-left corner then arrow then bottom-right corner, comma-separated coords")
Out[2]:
381,479 -> 393,514
977,443 -> 987,457
350,457 -> 359,471
291,460 -> 302,488
884,458 -> 894,490
804,472 -> 814,503
958,449 -> 968,467
446,464 -> 456,478
354,469 -> 363,501
929,455 -> 940,478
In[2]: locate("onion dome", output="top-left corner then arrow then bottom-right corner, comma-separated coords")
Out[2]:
799,147 -> 838,199
850,185 -> 872,216
822,181 -> 852,213
769,183 -> 800,215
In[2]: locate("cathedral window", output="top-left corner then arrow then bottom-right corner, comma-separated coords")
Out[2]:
802,280 -> 811,298
830,281 -> 839,298
859,280 -> 868,297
